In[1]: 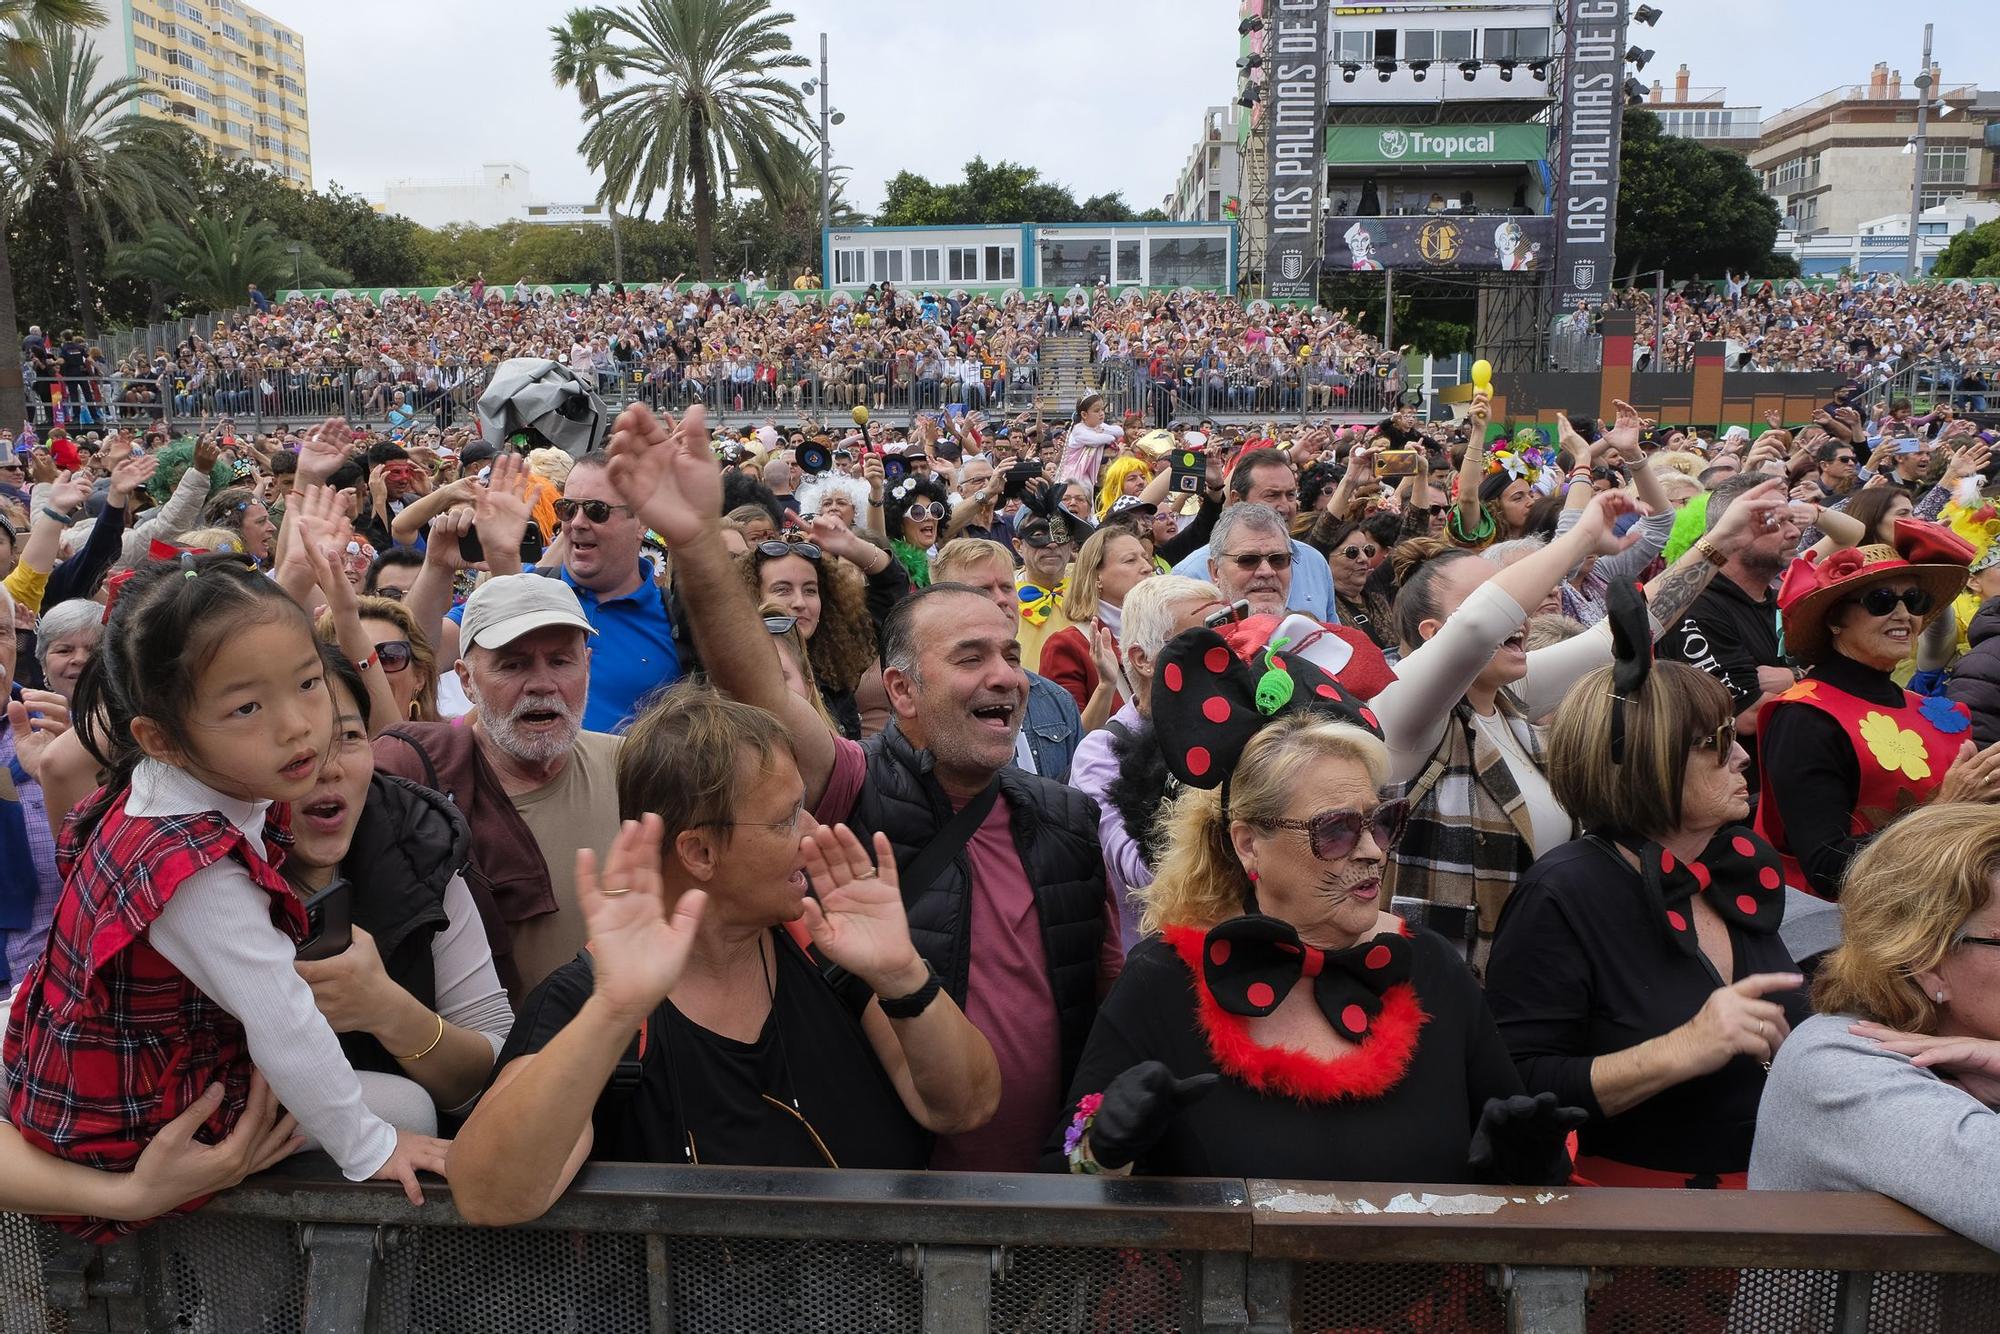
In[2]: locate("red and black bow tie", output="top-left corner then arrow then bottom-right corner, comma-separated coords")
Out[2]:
1633,825 -> 1786,957
1200,913 -> 1411,1041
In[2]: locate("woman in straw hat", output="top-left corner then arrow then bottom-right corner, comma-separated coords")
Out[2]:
1757,520 -> 2000,897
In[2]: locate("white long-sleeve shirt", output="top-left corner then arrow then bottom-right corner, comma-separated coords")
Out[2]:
133,760 -> 397,1181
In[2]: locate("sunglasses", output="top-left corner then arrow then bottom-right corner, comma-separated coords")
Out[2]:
372,585 -> 408,602
1857,586 -> 1934,618
553,498 -> 634,524
1266,799 -> 1409,862
1693,719 -> 1738,757
1221,550 -> 1293,572
756,539 -> 822,562
375,640 -> 414,674
763,614 -> 799,635
902,501 -> 947,521
1337,544 -> 1380,562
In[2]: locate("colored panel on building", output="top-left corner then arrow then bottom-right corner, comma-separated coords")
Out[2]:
1324,215 -> 1553,272
1325,124 -> 1550,165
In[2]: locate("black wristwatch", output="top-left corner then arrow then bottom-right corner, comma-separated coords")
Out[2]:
878,965 -> 942,1020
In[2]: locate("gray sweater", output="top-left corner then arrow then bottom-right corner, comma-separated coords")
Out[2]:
1750,1013 -> 2000,1251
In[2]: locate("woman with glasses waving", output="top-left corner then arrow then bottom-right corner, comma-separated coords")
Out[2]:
1757,521 -> 1994,898
317,597 -> 440,724
1752,803 -> 2000,1253
1049,620 -> 1580,1201
1487,583 -> 1807,1192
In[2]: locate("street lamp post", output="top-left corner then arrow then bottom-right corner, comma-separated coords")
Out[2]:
817,32 -> 830,258
286,241 -> 303,292
1907,23 -> 1933,280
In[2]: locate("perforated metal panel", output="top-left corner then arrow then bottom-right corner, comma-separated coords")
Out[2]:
1589,1266 -> 1837,1333
380,1226 -> 653,1333
0,1214 -> 68,1334
1868,1269 -> 2000,1332
1297,1260 -> 1508,1332
148,1214 -> 306,1333
662,1236 -> 921,1334
989,1246 -> 1187,1333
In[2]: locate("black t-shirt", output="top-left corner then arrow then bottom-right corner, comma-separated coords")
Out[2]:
1657,575 -> 1784,788
1487,838 -> 1808,1177
1046,929 -> 1522,1181
496,931 -> 928,1170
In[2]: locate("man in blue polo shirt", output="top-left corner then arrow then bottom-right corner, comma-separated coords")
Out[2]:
550,451 -> 682,730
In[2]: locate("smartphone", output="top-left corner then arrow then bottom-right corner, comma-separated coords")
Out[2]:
459,526 -> 546,565
1168,448 -> 1205,494
296,878 -> 354,961
1377,449 -> 1419,478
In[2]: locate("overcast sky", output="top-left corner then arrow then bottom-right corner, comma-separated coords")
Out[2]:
256,0 -> 1991,218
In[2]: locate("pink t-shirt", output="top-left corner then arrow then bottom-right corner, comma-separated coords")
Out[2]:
815,737 -> 1110,1172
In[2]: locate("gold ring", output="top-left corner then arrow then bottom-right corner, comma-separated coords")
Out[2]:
600,886 -> 634,897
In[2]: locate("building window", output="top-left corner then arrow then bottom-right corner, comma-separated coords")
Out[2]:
1115,240 -> 1143,285
871,249 -> 903,283
1148,238 -> 1228,288
909,248 -> 940,283
1207,189 -> 1222,221
1334,30 -> 1373,63
947,246 -> 979,282
1040,238 -> 1110,286
983,245 -> 1015,281
1924,145 -> 1968,185
1920,190 -> 1964,211
135,36 -> 158,55
1438,29 -> 1476,61
834,249 -> 864,284
134,10 -> 157,30
1484,28 -> 1550,61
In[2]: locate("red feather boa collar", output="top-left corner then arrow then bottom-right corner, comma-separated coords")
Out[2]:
1163,922 -> 1428,1103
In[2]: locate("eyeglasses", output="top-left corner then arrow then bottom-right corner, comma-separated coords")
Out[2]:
763,614 -> 799,635
902,501 -> 947,521
1955,934 -> 2000,951
1337,544 -> 1380,562
1220,550 -> 1293,572
756,538 -> 822,562
372,585 -> 408,602
375,640 -> 414,674
1831,455 -> 1858,465
1265,799 -> 1409,862
554,498 -> 635,524
1424,504 -> 1450,518
1857,586 -> 1934,618
1693,719 -> 1738,757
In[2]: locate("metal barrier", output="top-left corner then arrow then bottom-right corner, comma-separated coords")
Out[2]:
6,1162 -> 1997,1333
1096,363 -> 1404,426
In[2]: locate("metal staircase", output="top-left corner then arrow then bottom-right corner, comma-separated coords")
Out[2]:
1036,333 -> 1095,414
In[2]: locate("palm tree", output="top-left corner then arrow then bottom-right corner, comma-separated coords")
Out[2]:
111,213 -> 347,312
0,20 -> 189,339
550,7 -> 629,283
0,0 -> 105,432
581,0 -> 811,279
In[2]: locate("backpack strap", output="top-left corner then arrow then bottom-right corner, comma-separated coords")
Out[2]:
380,727 -> 446,800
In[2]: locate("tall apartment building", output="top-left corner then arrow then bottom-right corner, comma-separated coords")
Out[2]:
89,0 -> 312,188
1165,107 -> 1242,223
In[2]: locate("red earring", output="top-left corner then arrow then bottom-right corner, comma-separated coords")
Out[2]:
1246,869 -> 1259,882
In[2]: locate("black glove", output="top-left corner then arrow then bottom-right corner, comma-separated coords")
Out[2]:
1087,1062 -> 1220,1171
1468,1092 -> 1589,1187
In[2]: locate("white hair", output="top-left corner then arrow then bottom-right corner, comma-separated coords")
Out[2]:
1483,536 -> 1548,568
797,473 -> 870,519
36,599 -> 103,665
1122,576 -> 1222,666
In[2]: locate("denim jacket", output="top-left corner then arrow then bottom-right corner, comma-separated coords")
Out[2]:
1017,670 -> 1084,784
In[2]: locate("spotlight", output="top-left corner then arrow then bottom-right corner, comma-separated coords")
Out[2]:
1410,60 -> 1430,82
1633,5 -> 1663,26
801,79 -> 817,95
1237,80 -> 1260,108
1374,59 -> 1395,82
1235,54 -> 1262,71
1498,60 -> 1516,82
1623,76 -> 1648,104
1624,46 -> 1655,71
830,110 -> 845,125
1459,60 -> 1480,81
1529,61 -> 1549,81
1238,16 -> 1262,35
1341,62 -> 1360,84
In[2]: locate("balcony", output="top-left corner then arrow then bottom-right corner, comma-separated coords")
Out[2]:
1923,165 -> 1968,186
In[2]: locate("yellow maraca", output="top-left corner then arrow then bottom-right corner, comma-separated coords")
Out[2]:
1470,359 -> 1493,394
851,404 -> 870,426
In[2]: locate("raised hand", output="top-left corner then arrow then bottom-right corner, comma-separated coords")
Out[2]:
193,432 -> 221,476
423,507 -> 475,572
1602,399 -> 1643,460
1703,477 -> 1789,554
579,815 -> 709,1025
107,452 -> 159,508
797,825 -> 924,998
8,693 -> 69,785
1568,489 -> 1645,557
474,452 -> 536,572
44,470 -> 89,517
296,417 -> 354,487
605,403 -> 722,546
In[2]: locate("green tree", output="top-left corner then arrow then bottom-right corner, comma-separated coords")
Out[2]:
550,6 -> 630,282
876,158 -> 1161,227
1615,107 -> 1784,281
1934,219 -> 2000,280
110,213 -> 347,311
0,20 -> 189,338
582,0 -> 812,279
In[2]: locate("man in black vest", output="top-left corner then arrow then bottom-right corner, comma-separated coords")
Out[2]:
604,402 -> 1115,1172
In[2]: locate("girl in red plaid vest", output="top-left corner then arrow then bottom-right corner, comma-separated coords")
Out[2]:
3,553 -> 446,1240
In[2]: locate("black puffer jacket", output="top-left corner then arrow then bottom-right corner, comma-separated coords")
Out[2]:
845,723 -> 1105,1090
335,773 -> 470,1076
1947,599 -> 2000,748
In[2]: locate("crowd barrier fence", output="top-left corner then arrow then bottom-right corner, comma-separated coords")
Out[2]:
5,1161 -> 1998,1334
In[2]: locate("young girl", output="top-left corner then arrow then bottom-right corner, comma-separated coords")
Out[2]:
2,553 -> 446,1240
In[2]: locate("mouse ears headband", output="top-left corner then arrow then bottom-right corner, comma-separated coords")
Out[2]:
1607,577 -> 1652,763
1151,625 -> 1383,793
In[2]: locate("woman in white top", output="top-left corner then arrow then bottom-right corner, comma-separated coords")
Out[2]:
1058,393 -> 1125,487
1373,482 -> 1790,971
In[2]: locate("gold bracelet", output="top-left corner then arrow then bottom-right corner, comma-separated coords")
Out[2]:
399,1010 -> 445,1062
1694,538 -> 1729,569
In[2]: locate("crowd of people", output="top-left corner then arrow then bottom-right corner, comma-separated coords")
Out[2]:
4,340 -> 2000,1280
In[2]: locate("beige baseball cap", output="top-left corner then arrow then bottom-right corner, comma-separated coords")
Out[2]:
459,574 -> 597,651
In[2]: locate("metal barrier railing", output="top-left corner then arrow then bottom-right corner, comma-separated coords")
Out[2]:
7,1162 -> 1997,1334
1096,362 -> 1405,426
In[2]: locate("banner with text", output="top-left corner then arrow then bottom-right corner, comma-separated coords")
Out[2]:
1325,124 -> 1549,166
1264,0 -> 1330,301
1554,0 -> 1631,308
1322,215 -> 1556,272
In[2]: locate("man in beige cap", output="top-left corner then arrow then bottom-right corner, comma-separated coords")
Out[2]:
374,574 -> 623,1000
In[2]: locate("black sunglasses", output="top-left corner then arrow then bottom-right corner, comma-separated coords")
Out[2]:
375,640 -> 414,674
756,539 -> 821,562
1337,544 -> 1380,562
1222,550 -> 1293,572
1424,504 -> 1450,517
554,498 -> 634,524
1266,799 -> 1409,862
1693,719 -> 1738,756
372,585 -> 408,602
1858,586 -> 1934,618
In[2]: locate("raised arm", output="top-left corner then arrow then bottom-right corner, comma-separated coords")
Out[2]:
606,404 -> 838,805
1453,395 -> 1490,537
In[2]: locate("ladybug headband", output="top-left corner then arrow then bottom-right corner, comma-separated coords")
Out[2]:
1150,625 -> 1383,800
1606,576 -> 1651,763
